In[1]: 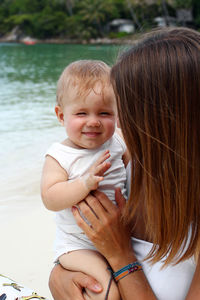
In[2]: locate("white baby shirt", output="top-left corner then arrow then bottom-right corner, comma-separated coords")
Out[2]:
46,132 -> 127,258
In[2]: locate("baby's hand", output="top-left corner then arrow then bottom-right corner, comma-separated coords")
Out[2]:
82,150 -> 111,192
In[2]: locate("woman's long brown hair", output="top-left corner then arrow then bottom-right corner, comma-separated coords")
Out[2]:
111,27 -> 200,265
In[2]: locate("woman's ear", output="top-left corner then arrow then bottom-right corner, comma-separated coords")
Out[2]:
55,105 -> 64,125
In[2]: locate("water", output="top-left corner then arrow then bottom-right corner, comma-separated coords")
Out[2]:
0,43 -> 122,204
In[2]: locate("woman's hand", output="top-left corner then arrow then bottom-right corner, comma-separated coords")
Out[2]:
72,188 -> 133,268
72,190 -> 156,300
49,263 -> 102,300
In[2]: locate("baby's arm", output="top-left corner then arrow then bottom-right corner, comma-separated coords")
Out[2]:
41,150 -> 111,211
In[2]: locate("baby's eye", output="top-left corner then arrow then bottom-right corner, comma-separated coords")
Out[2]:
100,112 -> 110,115
76,112 -> 86,115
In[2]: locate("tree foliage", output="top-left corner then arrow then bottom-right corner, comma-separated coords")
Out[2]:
0,0 -> 199,40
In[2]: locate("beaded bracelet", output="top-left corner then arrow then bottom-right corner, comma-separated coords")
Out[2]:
112,261 -> 142,282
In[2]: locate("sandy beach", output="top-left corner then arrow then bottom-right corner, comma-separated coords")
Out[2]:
0,188 -> 55,299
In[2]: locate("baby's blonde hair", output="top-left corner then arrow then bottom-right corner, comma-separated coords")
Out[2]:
56,60 -> 111,106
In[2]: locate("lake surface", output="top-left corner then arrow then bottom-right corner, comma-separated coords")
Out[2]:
0,43 -> 123,205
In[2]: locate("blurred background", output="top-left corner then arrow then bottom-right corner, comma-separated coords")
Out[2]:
0,0 -> 199,43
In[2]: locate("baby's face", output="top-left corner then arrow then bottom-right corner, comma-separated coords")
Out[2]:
59,83 -> 117,149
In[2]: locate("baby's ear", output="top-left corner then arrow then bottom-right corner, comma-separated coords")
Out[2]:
55,105 -> 64,125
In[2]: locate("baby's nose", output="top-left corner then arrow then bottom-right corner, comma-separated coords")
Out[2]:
87,117 -> 101,127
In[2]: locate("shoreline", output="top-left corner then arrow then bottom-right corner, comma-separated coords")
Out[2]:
0,36 -> 137,45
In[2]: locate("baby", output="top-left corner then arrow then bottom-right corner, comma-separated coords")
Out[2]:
41,60 -> 129,300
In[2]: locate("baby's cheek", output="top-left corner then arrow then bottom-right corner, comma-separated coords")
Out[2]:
68,118 -> 82,130
106,119 -> 116,133
65,118 -> 82,137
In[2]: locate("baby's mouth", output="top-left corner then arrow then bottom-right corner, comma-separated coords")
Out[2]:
82,132 -> 101,137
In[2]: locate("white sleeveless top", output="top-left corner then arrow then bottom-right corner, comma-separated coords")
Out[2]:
46,132 -> 127,234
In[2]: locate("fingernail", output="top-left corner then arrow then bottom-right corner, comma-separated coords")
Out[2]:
93,284 -> 102,291
71,206 -> 77,213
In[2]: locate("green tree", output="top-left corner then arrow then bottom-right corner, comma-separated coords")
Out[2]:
173,0 -> 193,9
31,13 -> 66,38
77,0 -> 118,37
55,0 -> 77,15
192,0 -> 200,28
1,0 -> 199,39
125,0 -> 141,28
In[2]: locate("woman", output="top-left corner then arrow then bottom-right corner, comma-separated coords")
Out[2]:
49,27 -> 200,300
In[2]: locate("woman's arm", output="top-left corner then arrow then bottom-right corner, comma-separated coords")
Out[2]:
41,150 -> 111,211
49,263 -> 102,300
72,189 -> 156,300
